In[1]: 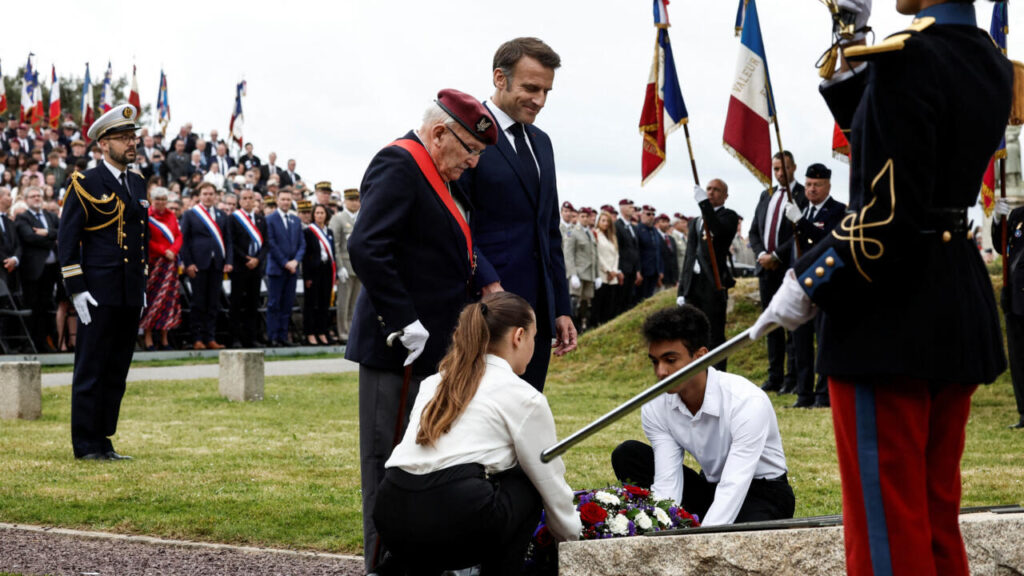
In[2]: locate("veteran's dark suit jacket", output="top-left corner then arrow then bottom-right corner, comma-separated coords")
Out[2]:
993,206 -> 1024,317
791,196 -> 846,257
14,209 -> 58,283
459,103 -> 571,335
794,18 -> 1011,383
180,206 -> 233,272
678,201 -> 738,301
345,132 -> 476,376
228,210 -> 268,275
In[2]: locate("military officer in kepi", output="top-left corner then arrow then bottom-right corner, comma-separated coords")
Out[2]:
59,104 -> 148,461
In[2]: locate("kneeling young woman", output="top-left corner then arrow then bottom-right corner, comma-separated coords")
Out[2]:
374,292 -> 581,575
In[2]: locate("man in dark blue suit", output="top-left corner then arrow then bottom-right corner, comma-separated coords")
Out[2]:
59,104 -> 148,460
228,188 -> 268,348
783,163 -> 845,408
994,197 -> 1024,429
345,89 -> 498,573
636,204 -> 664,299
181,182 -> 233,349
460,37 -> 576,391
264,187 -> 304,347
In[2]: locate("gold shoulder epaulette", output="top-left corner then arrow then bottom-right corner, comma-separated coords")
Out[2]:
129,168 -> 145,178
844,17 -> 935,59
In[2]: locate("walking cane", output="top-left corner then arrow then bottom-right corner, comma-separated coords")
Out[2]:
369,330 -> 414,569
540,323 -> 780,463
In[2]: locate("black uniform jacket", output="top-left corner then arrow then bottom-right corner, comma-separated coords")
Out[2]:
678,200 -> 739,300
345,132 -> 476,376
58,166 -> 149,307
993,206 -> 1024,317
794,13 -> 1012,383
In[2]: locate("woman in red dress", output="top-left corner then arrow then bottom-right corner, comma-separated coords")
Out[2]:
141,187 -> 183,350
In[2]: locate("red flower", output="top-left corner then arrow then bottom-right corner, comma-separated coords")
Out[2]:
676,508 -> 700,527
534,525 -> 553,547
579,502 -> 608,525
623,485 -> 650,497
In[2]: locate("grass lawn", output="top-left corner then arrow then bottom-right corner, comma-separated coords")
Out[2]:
39,352 -> 346,374
1,279 -> 1021,556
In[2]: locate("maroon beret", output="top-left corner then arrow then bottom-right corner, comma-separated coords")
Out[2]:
436,89 -> 498,146
561,201 -> 576,211
581,206 -> 594,214
642,205 -> 656,212
601,204 -> 618,214
656,213 -> 669,221
619,198 -> 634,206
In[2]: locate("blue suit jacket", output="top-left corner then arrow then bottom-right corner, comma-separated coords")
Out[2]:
264,210 -> 305,276
459,102 -> 570,334
180,205 -> 233,271
345,132 -> 476,375
637,222 -> 664,278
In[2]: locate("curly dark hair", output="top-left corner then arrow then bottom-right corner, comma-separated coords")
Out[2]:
641,305 -> 711,355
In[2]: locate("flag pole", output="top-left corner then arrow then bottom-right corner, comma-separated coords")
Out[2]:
1001,156 -> 1009,286
766,80 -> 802,258
683,124 -> 724,291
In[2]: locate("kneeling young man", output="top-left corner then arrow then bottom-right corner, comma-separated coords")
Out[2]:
612,305 -> 795,525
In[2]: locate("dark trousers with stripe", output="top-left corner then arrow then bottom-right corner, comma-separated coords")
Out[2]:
71,304 -> 141,457
829,378 -> 975,576
302,266 -> 333,336
229,266 -> 263,347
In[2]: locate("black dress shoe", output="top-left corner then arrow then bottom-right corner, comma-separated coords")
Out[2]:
790,401 -> 814,409
267,340 -> 281,348
1009,419 -> 1024,430
105,451 -> 132,460
813,400 -> 831,408
761,380 -> 782,393
77,452 -> 110,461
779,386 -> 797,395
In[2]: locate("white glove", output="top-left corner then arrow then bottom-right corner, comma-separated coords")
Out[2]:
594,277 -> 603,290
676,296 -> 686,307
570,275 -> 582,291
693,185 -> 708,204
783,201 -> 803,223
338,266 -> 350,284
398,319 -> 430,367
837,0 -> 871,40
994,198 -> 1012,219
72,291 -> 98,325
750,269 -> 817,339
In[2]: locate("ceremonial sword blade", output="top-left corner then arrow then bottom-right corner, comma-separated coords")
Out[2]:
539,323 -> 779,463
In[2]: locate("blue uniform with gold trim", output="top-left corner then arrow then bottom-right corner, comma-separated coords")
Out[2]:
791,5 -> 1012,574
59,164 -> 149,458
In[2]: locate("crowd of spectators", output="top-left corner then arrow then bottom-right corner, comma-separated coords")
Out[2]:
0,116 -> 361,353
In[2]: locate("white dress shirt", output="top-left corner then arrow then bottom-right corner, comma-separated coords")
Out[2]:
387,355 -> 582,542
596,230 -> 620,286
641,367 -> 788,526
488,99 -> 540,175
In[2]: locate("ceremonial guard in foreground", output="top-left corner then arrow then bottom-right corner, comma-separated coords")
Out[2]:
345,89 -> 497,573
993,197 -> 1024,429
753,1 -> 1013,573
59,105 -> 148,461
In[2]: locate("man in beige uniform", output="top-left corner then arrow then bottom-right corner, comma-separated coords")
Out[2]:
565,206 -> 599,332
328,188 -> 360,343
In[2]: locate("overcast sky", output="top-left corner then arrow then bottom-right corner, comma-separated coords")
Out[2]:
5,0 -> 1020,224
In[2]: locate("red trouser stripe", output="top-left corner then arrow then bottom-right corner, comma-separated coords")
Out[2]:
829,378 -> 975,576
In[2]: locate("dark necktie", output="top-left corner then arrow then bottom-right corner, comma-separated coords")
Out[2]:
508,123 -> 540,192
120,173 -> 131,201
35,211 -> 47,231
0,214 -> 5,236
808,206 -> 817,221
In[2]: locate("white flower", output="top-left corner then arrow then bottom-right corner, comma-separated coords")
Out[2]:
654,507 -> 671,526
594,491 -> 620,506
635,511 -> 653,530
607,514 -> 630,536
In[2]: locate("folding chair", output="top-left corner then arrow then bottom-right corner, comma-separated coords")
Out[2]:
0,278 -> 38,354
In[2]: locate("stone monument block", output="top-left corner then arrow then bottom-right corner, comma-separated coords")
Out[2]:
0,362 -> 42,420
219,351 -> 264,402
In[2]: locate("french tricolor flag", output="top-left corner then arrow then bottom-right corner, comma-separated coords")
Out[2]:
640,0 -> 688,185
722,0 -> 775,187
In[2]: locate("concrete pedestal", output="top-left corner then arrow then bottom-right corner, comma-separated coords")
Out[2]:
0,362 -> 42,420
218,351 -> 264,402
559,511 -> 1024,576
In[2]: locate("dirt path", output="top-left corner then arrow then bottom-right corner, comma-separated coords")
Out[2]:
0,523 -> 363,576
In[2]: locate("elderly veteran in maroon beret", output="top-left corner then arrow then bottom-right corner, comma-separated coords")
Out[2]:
344,88 -> 498,574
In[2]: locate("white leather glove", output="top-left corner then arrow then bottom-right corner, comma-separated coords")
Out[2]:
837,0 -> 871,40
676,296 -> 686,307
783,201 -> 803,223
338,266 -> 350,284
750,269 -> 816,339
994,198 -> 1012,219
72,291 -> 98,325
693,185 -> 708,205
398,319 -> 430,367
594,277 -> 603,290
570,275 -> 582,291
